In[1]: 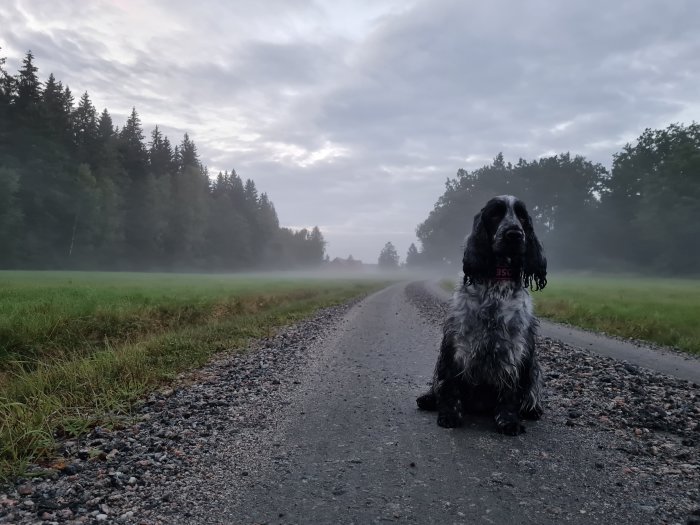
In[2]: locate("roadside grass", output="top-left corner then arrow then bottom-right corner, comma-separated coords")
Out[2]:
535,275 -> 700,355
439,275 -> 700,355
0,271 -> 386,480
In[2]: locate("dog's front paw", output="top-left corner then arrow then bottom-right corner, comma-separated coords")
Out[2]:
520,404 -> 543,421
416,392 -> 437,411
437,409 -> 463,428
495,412 -> 525,436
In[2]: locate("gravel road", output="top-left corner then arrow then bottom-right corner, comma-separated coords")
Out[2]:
1,282 -> 699,525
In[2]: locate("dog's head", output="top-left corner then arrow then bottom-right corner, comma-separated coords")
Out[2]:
462,195 -> 547,290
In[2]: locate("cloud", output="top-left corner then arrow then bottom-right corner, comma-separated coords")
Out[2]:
1,0 -> 699,261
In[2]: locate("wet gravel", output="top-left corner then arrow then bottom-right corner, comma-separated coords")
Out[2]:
2,283 -> 699,525
406,282 -> 700,525
0,301 -> 358,525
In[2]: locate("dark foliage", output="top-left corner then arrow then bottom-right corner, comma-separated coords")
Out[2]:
378,241 -> 400,269
0,50 -> 325,271
417,128 -> 700,275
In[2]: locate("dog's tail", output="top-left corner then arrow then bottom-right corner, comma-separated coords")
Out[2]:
416,391 -> 437,411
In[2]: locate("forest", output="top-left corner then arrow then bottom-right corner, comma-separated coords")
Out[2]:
413,123 -> 700,274
0,50 -> 325,271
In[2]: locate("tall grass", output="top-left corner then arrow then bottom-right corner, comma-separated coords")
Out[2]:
0,271 -> 385,479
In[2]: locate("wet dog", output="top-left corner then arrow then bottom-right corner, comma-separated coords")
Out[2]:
417,195 -> 547,435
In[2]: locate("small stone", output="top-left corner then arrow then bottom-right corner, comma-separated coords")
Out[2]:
128,476 -> 137,485
21,499 -> 35,509
96,513 -> 108,522
17,483 -> 33,496
57,508 -> 74,519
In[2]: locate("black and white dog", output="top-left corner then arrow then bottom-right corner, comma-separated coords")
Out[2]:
417,195 -> 547,435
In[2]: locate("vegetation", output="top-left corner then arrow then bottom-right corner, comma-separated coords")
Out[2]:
378,242 -> 400,269
416,123 -> 700,274
535,275 -> 700,355
441,275 -> 700,355
0,49 -> 325,271
0,271 -> 385,479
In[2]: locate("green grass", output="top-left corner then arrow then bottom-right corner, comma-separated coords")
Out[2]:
441,275 -> 700,354
534,275 -> 700,355
0,271 -> 387,479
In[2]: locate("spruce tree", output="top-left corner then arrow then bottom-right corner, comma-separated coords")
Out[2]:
406,243 -> 420,267
73,91 -> 97,162
378,242 -> 400,269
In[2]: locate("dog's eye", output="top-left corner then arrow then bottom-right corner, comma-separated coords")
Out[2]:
487,202 -> 506,218
514,203 -> 529,224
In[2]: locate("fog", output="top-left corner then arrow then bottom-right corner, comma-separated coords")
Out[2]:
1,2 -> 699,275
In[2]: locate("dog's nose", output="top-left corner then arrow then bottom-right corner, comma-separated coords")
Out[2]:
505,229 -> 524,242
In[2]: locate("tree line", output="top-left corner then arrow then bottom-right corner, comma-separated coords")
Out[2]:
0,50 -> 325,271
413,123 -> 700,275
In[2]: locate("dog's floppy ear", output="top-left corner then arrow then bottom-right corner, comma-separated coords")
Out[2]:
462,210 -> 493,285
521,208 -> 547,290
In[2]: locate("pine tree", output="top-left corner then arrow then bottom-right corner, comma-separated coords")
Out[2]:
0,48 -> 12,159
149,126 -> 174,177
0,49 -> 318,272
41,74 -> 66,137
96,108 -> 114,142
308,226 -> 326,264
378,242 -> 400,269
178,133 -> 199,170
0,167 -> 23,266
406,243 -> 420,268
15,51 -> 41,111
119,107 -> 148,180
73,91 -> 97,162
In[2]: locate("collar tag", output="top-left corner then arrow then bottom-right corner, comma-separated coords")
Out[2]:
495,267 -> 513,280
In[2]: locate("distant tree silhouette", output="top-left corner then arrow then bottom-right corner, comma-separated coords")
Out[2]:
0,49 -> 325,271
405,243 -> 421,268
378,242 -> 400,269
417,124 -> 700,274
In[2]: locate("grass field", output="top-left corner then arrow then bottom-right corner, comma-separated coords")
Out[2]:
0,271 -> 386,479
534,275 -> 700,355
442,275 -> 700,355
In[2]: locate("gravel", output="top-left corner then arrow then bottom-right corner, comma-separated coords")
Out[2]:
0,300 -> 359,525
405,281 -> 700,525
2,282 -> 699,525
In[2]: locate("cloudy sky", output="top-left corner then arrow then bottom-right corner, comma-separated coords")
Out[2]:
2,1 -> 699,261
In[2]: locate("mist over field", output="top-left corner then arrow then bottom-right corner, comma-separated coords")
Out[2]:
2,6 -> 700,522
0,1 -> 698,275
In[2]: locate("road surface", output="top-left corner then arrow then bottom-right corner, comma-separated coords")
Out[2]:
181,282 -> 698,524
2,282 -> 697,525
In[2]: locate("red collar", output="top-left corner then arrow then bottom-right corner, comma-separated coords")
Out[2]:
494,267 -> 515,281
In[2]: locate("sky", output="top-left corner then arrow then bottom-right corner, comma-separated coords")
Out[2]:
2,0 -> 699,262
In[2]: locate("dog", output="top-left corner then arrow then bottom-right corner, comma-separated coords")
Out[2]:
417,195 -> 547,435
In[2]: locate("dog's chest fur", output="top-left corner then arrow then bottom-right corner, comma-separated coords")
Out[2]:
447,281 -> 533,387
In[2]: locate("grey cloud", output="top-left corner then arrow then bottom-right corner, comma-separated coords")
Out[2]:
2,0 -> 699,261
